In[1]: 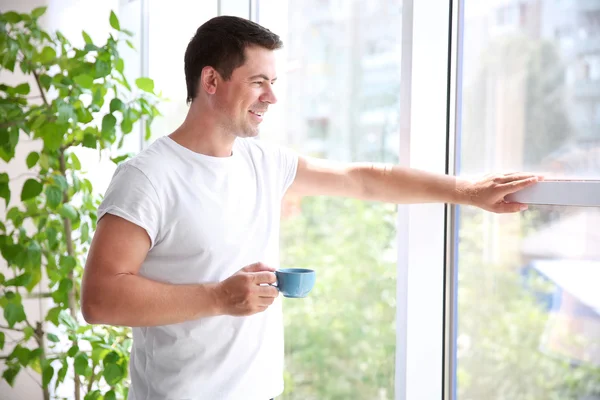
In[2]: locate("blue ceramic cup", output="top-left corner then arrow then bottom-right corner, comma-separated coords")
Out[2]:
275,268 -> 316,298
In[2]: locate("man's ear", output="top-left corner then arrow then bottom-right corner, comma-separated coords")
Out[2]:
200,66 -> 219,95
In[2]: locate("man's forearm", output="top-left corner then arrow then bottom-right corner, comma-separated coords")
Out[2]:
81,273 -> 220,327
357,163 -> 471,205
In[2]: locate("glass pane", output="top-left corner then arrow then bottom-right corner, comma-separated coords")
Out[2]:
456,1 -> 600,399
258,0 -> 402,398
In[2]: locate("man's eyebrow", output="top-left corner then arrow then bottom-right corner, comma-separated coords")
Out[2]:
249,74 -> 277,82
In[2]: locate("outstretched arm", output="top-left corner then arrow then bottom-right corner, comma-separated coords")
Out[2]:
287,155 -> 541,213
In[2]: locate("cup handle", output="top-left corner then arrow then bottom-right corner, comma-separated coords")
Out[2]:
270,273 -> 278,288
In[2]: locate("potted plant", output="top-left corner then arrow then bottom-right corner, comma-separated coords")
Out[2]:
0,7 -> 160,399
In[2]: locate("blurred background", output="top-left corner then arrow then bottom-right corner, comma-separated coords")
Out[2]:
1,0 -> 599,399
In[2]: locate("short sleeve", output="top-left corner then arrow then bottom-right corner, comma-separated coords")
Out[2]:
97,163 -> 162,249
277,145 -> 299,197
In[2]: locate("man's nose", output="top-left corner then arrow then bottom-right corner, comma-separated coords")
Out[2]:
259,85 -> 277,105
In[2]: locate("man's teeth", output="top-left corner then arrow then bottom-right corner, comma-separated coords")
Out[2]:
250,111 -> 264,116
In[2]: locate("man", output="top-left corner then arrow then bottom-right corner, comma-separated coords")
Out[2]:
81,15 -> 540,400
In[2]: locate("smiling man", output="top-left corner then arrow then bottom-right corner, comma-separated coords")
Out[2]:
80,16 -> 541,400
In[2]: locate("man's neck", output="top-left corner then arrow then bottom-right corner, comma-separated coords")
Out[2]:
168,107 -> 236,158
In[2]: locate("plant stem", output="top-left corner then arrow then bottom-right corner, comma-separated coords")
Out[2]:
32,70 -> 49,106
35,322 -> 50,400
59,150 -> 81,400
0,325 -> 24,332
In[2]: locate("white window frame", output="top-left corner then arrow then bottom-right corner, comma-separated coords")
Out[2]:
395,1 -> 453,399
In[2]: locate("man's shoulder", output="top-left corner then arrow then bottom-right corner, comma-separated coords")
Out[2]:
124,136 -> 173,174
108,137 -> 176,191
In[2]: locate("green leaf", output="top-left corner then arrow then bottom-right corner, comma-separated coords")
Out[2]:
83,132 -> 97,149
39,74 -> 52,90
0,180 -> 10,207
57,359 -> 68,385
57,101 -> 76,124
110,154 -> 131,165
2,12 -> 22,24
121,115 -> 133,134
32,7 -> 47,19
42,364 -> 53,388
109,11 -> 120,30
23,326 -> 35,341
46,226 -> 58,249
59,204 -> 78,221
74,352 -> 89,376
82,31 -> 93,45
103,362 -> 124,386
2,364 -> 20,386
14,83 -> 30,95
59,310 -> 77,331
47,333 -> 60,343
104,390 -> 117,400
41,124 -> 65,152
24,267 -> 41,292
53,175 -> 68,191
12,345 -> 31,366
91,346 -> 109,364
4,302 -> 26,327
74,74 -> 94,89
4,272 -> 31,287
26,152 -> 39,168
135,77 -> 154,93
68,345 -> 79,357
59,255 -> 77,271
71,153 -> 81,170
39,46 -> 56,63
45,186 -> 62,209
80,222 -> 90,243
102,114 -> 117,134
21,179 -> 43,201
115,58 -> 124,74
95,59 -> 111,79
84,391 -> 102,400
45,307 -> 61,326
39,153 -> 50,170
76,107 -> 93,124
0,332 -> 5,350
31,114 -> 46,130
110,98 -> 123,113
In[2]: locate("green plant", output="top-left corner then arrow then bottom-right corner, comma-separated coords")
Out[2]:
0,7 -> 159,400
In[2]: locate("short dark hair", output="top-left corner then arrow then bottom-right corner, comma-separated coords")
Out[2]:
184,16 -> 283,104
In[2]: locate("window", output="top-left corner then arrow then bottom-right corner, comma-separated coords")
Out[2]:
454,1 -> 600,399
257,0 -> 403,398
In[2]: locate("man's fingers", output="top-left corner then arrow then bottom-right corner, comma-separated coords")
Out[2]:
242,262 -> 276,273
494,202 -> 528,213
257,285 -> 279,298
494,173 -> 539,184
251,271 -> 277,285
499,177 -> 539,194
258,296 -> 277,307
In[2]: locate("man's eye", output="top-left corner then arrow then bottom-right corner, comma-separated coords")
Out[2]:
253,81 -> 263,85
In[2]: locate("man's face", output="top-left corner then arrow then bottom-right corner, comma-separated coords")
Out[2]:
214,46 -> 278,138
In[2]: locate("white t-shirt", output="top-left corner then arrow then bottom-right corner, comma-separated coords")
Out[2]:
97,136 -> 298,400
